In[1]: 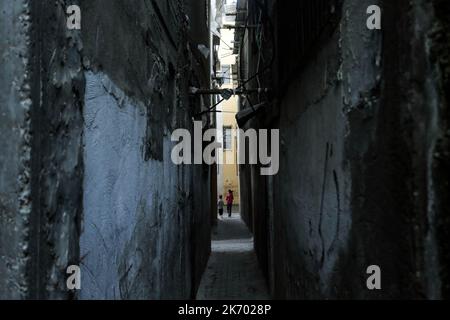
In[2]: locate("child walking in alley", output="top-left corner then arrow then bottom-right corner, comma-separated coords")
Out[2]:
218,195 -> 224,219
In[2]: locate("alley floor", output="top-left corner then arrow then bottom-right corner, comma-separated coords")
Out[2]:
196,213 -> 270,300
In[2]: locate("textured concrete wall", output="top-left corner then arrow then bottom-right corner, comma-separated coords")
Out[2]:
273,0 -> 449,299
81,72 -> 194,299
0,0 -> 33,300
79,0 -> 212,299
273,0 -> 378,299
1,0 -> 84,299
1,0 -> 212,299
239,0 -> 449,299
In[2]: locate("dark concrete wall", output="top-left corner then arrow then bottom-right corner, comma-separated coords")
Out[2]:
1,0 -> 212,299
0,0 -> 34,300
238,0 -> 449,299
79,0 -> 211,300
1,0 -> 84,300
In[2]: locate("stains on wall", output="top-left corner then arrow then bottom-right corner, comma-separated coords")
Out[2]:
28,0 -> 85,299
274,30 -> 352,296
81,71 -> 188,299
1,0 -> 211,299
239,0 -> 450,299
81,70 -> 207,299
0,0 -> 33,300
80,0 -> 191,163
79,0 -> 211,299
1,0 -> 84,299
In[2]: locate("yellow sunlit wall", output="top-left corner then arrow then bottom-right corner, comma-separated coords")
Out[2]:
217,27 -> 240,205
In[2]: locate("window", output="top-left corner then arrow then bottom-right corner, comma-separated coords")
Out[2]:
225,2 -> 237,23
223,126 -> 232,150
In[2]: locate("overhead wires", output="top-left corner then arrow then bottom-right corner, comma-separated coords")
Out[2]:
193,0 -> 277,118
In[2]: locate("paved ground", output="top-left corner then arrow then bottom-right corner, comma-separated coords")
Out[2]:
196,213 -> 271,300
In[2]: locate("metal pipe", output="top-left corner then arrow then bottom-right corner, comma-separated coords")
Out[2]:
190,88 -> 270,96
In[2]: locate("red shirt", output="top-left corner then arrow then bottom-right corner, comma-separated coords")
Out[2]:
226,193 -> 234,205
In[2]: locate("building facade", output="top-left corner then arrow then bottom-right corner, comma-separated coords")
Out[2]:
214,1 -> 240,206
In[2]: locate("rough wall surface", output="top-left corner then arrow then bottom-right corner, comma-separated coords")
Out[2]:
30,0 -> 85,299
79,0 -> 212,299
81,72 -> 193,299
1,0 -> 84,299
0,0 -> 32,300
273,0 -> 449,299
239,0 -> 449,299
1,0 -> 212,299
273,0 -> 382,299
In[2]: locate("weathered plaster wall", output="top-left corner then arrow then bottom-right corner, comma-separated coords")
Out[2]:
239,0 -> 449,299
30,0 -> 85,299
81,72 -> 193,299
1,0 -> 212,299
79,0 -> 212,299
0,0 -> 32,300
272,0 -> 381,299
1,0 -> 84,299
274,0 -> 450,299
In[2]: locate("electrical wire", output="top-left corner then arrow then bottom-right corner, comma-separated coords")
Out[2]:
238,0 -> 276,95
219,37 -> 234,50
193,0 -> 277,118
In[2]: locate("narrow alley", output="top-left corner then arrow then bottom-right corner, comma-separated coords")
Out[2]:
1,0 -> 449,303
197,213 -> 270,300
